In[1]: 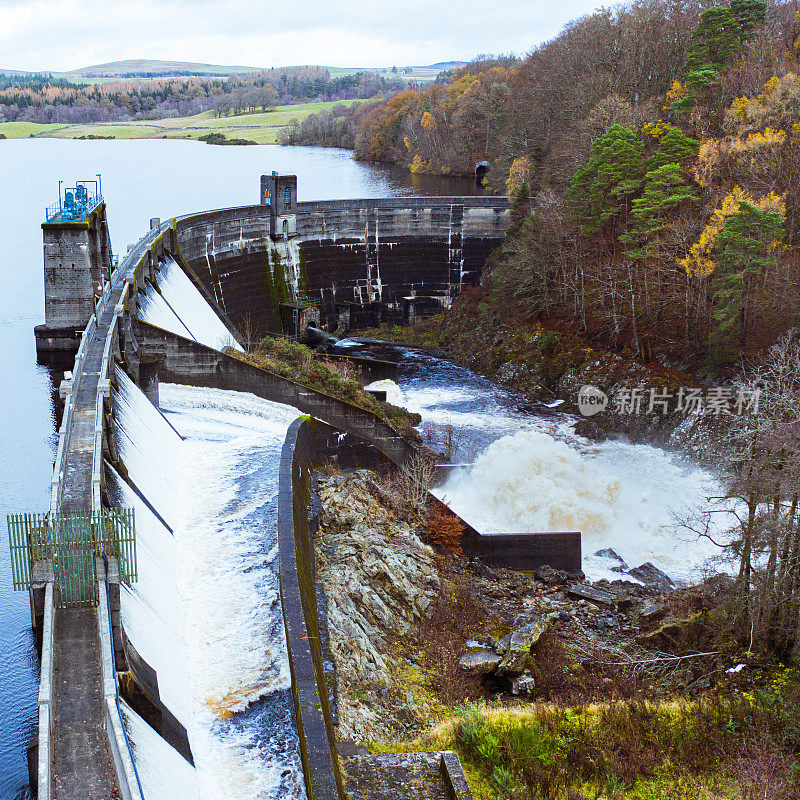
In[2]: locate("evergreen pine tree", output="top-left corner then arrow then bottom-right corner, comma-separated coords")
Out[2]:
568,124 -> 644,234
645,128 -> 700,172
621,164 -> 698,259
710,201 -> 784,367
731,0 -> 768,40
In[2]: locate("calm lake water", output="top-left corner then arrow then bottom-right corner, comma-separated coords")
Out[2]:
0,139 -> 476,800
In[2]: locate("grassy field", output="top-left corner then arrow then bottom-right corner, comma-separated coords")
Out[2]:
0,100 -> 361,145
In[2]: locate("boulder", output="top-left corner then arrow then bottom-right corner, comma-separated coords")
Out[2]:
628,562 -> 675,592
508,674 -> 536,695
497,620 -> 550,675
636,602 -> 666,624
534,564 -> 569,586
594,548 -> 629,571
567,584 -> 616,607
459,650 -> 502,675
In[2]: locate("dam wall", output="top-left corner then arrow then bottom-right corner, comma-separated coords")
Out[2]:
278,418 -> 476,800
172,182 -> 509,338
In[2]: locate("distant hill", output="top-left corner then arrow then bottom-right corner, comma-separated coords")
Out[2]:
60,59 -> 263,79
0,59 -> 468,83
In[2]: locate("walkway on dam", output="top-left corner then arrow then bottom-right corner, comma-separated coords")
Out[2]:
51,227 -> 158,799
53,287 -> 125,799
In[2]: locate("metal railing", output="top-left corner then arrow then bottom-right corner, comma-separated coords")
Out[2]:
86,222 -> 165,800
6,510 -> 137,606
51,316 -> 96,512
44,193 -> 104,223
37,581 -> 55,800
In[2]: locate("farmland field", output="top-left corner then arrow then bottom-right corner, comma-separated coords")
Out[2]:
0,100 -> 363,144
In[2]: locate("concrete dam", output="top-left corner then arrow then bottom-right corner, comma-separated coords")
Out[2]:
173,174 -> 510,340
16,176 -> 579,800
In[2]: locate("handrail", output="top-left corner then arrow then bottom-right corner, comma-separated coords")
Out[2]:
50,301 -> 96,513
36,581 -> 55,800
91,391 -> 104,515
44,194 -> 104,223
87,221 -> 170,796
97,563 -> 144,800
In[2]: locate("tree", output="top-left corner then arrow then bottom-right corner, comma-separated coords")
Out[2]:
710,200 -> 785,367
506,154 -> 533,218
688,7 -> 740,73
259,83 -> 278,112
621,163 -> 698,259
676,6 -> 741,111
644,126 -> 700,172
567,124 -> 644,235
426,501 -> 465,554
730,0 -> 767,40
703,332 -> 800,653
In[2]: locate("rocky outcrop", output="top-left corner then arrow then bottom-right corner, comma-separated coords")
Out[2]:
314,471 -> 440,742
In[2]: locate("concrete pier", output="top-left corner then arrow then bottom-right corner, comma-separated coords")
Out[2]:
35,198 -> 112,354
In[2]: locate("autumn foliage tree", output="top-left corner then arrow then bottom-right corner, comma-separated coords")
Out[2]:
426,501 -> 466,555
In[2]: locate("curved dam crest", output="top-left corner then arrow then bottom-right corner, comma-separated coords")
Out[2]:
173,180 -> 509,338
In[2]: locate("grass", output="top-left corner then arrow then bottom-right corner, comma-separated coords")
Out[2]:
0,121 -> 67,138
372,693 -> 799,800
0,99 -> 362,144
227,337 -> 422,439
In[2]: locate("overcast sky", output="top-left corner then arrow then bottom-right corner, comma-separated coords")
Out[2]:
0,0 -> 608,72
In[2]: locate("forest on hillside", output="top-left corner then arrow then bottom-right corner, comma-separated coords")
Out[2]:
287,0 -> 800,374
0,66 -> 402,124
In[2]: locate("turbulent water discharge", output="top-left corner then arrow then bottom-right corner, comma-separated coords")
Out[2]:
110,370 -> 304,800
361,346 -> 729,583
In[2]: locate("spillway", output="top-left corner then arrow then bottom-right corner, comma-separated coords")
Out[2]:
138,256 -> 243,351
112,250 -> 307,800
110,373 -> 304,800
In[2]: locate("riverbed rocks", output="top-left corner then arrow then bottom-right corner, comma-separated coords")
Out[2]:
451,558 -> 738,696
314,466 -> 733,744
496,619 -> 550,675
627,562 -> 675,592
459,649 -> 502,674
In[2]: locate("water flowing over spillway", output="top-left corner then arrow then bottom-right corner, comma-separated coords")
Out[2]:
360,347 -> 728,583
109,368 -> 305,800
138,256 -> 243,351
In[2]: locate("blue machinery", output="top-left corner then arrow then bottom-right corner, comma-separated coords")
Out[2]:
45,175 -> 104,222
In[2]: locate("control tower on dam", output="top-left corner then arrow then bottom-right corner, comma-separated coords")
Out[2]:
172,173 -> 510,340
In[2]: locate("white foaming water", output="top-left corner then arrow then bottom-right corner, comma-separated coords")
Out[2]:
437,429 -> 725,582
111,374 -> 305,800
113,366 -> 183,531
139,256 -> 243,351
364,378 -> 406,408
109,466 -> 190,727
121,701 -> 199,799
367,349 -> 731,583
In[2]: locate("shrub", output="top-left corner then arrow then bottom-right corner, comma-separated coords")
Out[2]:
417,564 -> 493,705
426,500 -> 465,554
226,337 -> 422,440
